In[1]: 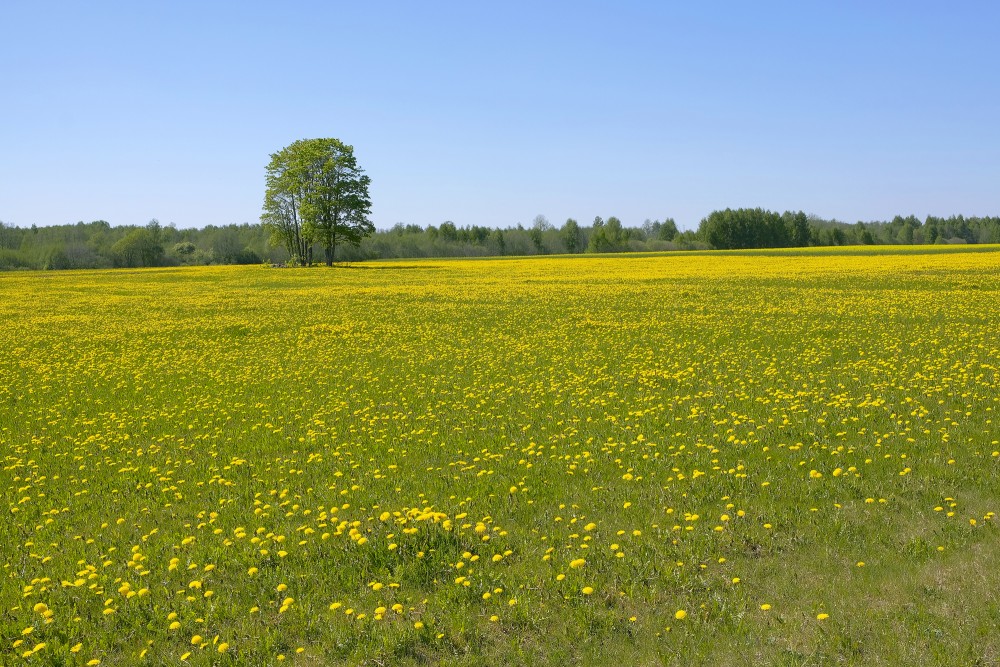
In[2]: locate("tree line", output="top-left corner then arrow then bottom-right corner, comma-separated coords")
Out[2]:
696,209 -> 1000,249
0,219 -> 278,271
2,211 -> 999,271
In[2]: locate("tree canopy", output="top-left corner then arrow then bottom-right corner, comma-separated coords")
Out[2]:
697,208 -> 811,250
261,138 -> 373,266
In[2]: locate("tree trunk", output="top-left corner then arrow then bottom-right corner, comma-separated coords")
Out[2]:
324,245 -> 334,267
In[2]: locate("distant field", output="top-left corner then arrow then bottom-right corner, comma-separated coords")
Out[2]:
3,247 -> 1000,666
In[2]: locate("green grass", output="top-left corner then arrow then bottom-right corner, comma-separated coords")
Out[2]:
2,248 -> 999,665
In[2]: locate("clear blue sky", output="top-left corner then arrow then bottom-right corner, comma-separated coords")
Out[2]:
2,1 -> 998,231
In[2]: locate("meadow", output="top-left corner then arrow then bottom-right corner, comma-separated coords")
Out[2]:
2,247 -> 999,666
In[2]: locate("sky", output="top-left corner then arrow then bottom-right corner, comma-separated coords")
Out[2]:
2,1 -> 998,232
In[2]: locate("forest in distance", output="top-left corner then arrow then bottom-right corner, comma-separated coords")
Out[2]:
2,209 -> 1000,271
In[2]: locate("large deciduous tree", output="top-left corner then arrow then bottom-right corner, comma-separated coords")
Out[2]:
261,138 -> 373,266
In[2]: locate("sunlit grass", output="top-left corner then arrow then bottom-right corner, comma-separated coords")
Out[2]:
2,247 -> 999,665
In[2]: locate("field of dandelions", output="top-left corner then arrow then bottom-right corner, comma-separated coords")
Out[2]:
3,246 -> 999,666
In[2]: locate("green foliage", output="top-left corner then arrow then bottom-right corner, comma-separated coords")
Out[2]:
562,218 -> 582,253
261,138 -> 373,266
588,216 -> 627,253
109,221 -> 165,268
529,215 -> 550,254
784,211 -> 810,247
439,221 -> 458,243
646,218 -> 678,242
173,241 -> 196,256
698,208 -> 797,250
